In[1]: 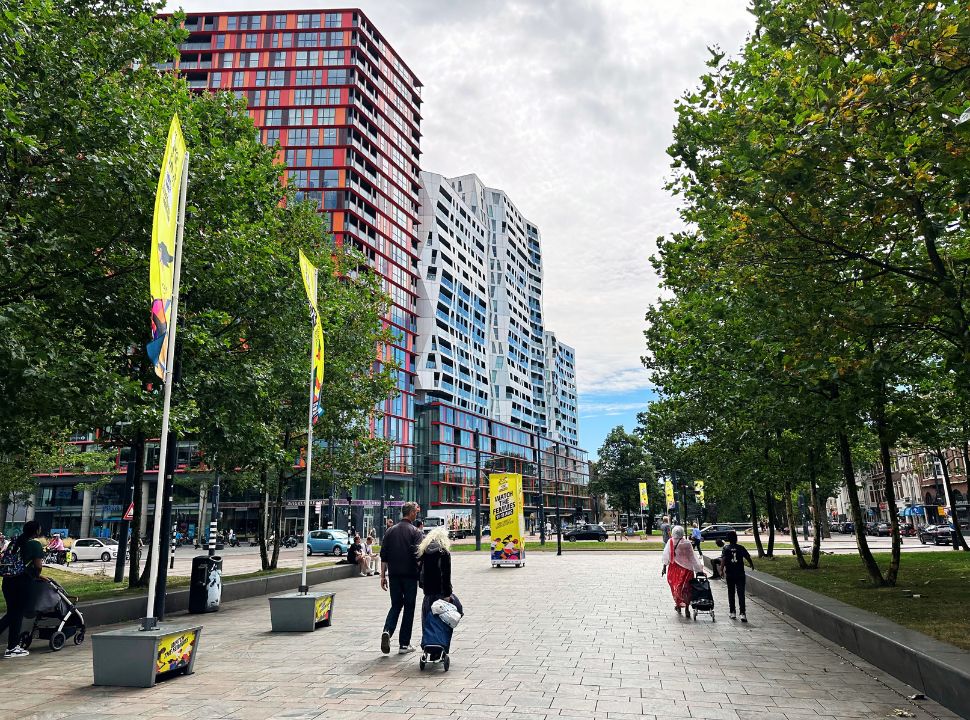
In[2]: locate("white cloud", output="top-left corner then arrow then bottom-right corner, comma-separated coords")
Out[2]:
579,400 -> 649,418
166,0 -> 754,398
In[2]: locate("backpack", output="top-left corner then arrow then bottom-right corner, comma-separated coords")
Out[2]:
0,537 -> 26,577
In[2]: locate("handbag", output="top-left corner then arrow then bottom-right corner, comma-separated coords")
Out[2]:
431,595 -> 463,629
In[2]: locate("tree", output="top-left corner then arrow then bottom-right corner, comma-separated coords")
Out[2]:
592,427 -> 654,528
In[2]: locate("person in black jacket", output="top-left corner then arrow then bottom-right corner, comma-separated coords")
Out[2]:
379,502 -> 423,655
417,526 -> 452,629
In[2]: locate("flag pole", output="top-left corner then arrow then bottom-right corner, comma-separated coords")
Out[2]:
300,268 -> 318,594
143,151 -> 189,631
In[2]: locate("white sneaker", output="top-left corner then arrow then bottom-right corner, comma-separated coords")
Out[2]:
360,572 -> 368,577
740,613 -> 748,623
729,611 -> 737,620
2,646 -> 29,659
398,645 -> 416,654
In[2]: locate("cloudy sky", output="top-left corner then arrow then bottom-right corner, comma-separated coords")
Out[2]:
165,0 -> 755,456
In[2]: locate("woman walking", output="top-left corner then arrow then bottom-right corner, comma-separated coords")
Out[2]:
0,520 -> 45,658
417,526 -> 453,624
661,525 -> 703,614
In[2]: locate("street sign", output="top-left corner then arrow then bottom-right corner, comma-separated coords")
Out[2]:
123,503 -> 135,521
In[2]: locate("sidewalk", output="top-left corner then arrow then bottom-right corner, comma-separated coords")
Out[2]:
0,552 -> 963,720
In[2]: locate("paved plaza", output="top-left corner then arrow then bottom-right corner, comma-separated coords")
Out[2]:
0,552 -> 963,720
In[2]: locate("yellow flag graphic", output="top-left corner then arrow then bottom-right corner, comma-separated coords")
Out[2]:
639,482 -> 650,510
665,479 -> 675,508
148,115 -> 187,380
299,250 -> 324,423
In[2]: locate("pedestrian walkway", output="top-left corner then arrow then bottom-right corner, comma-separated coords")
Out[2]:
0,553 -> 962,720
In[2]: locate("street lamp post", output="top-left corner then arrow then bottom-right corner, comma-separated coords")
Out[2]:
379,452 -> 387,542
554,440 -> 562,556
537,433 -> 546,546
474,429 -> 482,551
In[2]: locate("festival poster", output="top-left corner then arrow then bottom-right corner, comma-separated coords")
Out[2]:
148,115 -> 187,380
489,473 -> 525,566
665,479 -> 675,509
314,594 -> 333,624
155,629 -> 197,675
639,482 -> 650,510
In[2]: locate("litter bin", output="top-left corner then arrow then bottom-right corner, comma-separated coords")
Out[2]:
188,555 -> 222,614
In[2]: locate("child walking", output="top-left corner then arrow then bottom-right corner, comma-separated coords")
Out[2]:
720,531 -> 754,621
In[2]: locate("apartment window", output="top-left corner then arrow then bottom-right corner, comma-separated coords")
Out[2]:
294,89 -> 312,105
254,70 -> 266,86
249,90 -> 262,106
227,16 -> 237,30
324,50 -> 342,66
323,191 -> 341,209
264,128 -> 280,145
269,70 -> 285,86
311,149 -> 334,166
245,52 -> 259,68
215,34 -> 225,49
269,51 -> 285,67
245,33 -> 257,49
232,71 -> 244,87
325,12 -> 341,27
265,109 -> 282,125
209,72 -> 222,88
297,13 -> 320,29
273,13 -> 287,29
297,32 -> 318,47
221,53 -> 234,68
295,69 -> 322,85
322,128 -> 337,145
327,31 -> 343,46
295,51 -> 318,66
288,170 -> 308,186
288,108 -> 314,125
327,69 -> 347,84
288,128 -> 308,145
318,108 -> 335,124
266,90 -> 279,106
322,169 -> 339,187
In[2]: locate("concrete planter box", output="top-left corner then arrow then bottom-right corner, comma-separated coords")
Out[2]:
269,591 -> 335,632
92,623 -> 203,688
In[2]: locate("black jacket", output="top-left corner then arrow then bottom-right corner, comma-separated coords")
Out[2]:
379,520 -> 422,578
419,543 -> 452,597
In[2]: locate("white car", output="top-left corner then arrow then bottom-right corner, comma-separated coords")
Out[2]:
69,538 -> 119,562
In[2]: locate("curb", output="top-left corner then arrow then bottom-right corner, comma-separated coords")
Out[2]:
77,563 -> 359,628
702,556 -> 970,719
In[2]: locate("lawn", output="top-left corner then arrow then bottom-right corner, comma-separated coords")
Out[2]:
755,552 -> 970,651
452,540 -> 793,552
0,562 -> 336,612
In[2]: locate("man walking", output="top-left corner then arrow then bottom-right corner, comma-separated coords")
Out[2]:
379,502 -> 423,654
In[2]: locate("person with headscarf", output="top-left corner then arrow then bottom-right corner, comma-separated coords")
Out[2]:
661,525 -> 704,614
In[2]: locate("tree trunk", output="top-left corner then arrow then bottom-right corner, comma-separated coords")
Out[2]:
764,488 -> 776,557
808,447 -> 822,569
837,430 -> 884,584
936,449 -> 970,551
257,467 -> 270,570
127,433 -> 146,588
270,470 -> 285,569
785,480 -> 808,569
749,487 -> 765,557
876,433 -> 902,585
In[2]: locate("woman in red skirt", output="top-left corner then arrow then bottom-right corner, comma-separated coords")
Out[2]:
661,525 -> 704,613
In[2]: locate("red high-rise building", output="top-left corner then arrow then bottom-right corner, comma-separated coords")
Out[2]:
170,10 -> 421,501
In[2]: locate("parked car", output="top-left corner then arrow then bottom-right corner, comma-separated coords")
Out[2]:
306,529 -> 350,556
900,524 -> 918,537
918,524 -> 955,545
563,525 -> 608,542
867,522 -> 891,537
69,537 -> 119,563
699,524 -> 736,541
840,521 -> 855,534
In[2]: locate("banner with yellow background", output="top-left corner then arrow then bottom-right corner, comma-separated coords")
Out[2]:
665,479 -> 675,509
639,482 -> 650,511
156,628 -> 197,675
489,473 -> 525,566
298,249 -> 325,423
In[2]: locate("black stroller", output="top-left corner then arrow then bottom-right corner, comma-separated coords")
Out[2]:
20,577 -> 86,651
419,594 -> 462,672
689,574 -> 715,621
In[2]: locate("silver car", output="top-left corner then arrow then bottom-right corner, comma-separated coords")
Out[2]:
69,538 -> 119,562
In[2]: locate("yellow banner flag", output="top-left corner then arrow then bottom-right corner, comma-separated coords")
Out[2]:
639,482 -> 650,510
299,249 -> 324,423
148,115 -> 187,380
489,473 -> 525,567
665,479 -> 675,508
694,480 -> 705,505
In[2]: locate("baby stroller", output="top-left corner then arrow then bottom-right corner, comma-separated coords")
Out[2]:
419,594 -> 463,672
20,577 -> 86,651
689,574 -> 715,621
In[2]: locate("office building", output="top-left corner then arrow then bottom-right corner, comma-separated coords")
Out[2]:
544,331 -> 580,448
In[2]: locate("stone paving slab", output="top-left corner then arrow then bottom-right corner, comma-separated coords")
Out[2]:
0,552 -> 964,720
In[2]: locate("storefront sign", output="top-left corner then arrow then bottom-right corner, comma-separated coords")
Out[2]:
155,629 -> 197,675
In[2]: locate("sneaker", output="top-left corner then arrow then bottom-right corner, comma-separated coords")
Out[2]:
729,611 -> 737,620
740,613 -> 748,623
398,645 -> 416,654
380,631 -> 390,654
360,572 -> 368,577
2,646 -> 29,659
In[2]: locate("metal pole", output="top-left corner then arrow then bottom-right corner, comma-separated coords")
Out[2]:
143,150 -> 189,631
537,433 -> 546,546
554,440 -> 562,556
378,454 -> 387,542
209,468 -> 220,558
155,430 -> 177,621
474,429 -> 482,551
114,446 -> 137,583
300,270 -> 318,592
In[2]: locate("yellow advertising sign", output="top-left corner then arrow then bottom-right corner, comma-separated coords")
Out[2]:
314,594 -> 333,624
298,249 -> 325,423
489,473 -> 525,566
639,482 -> 650,510
665,479 -> 675,508
148,115 -> 187,380
694,480 -> 705,505
155,629 -> 196,675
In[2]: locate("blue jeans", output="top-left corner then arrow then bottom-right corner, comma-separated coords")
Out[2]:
383,575 -> 417,647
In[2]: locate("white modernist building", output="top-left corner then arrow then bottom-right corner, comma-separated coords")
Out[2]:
416,171 -> 580,442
